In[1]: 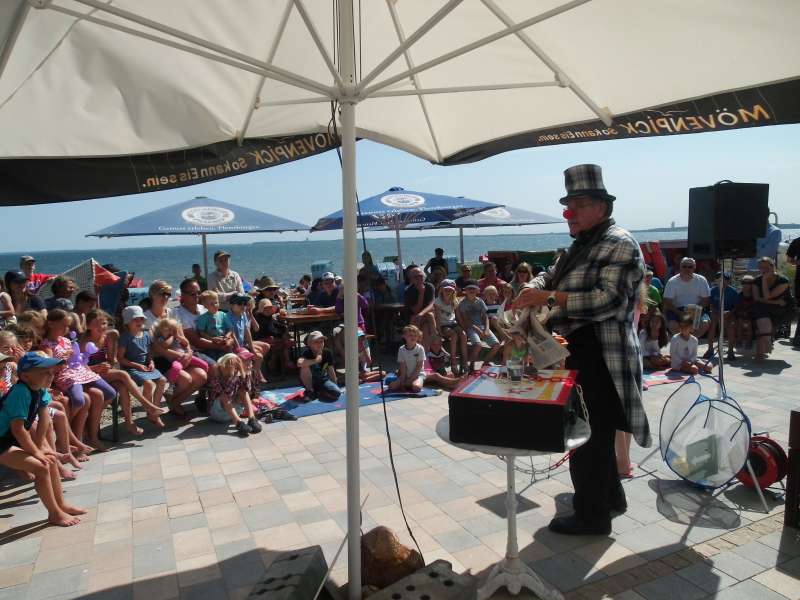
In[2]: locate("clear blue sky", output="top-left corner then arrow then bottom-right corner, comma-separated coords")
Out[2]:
2,124 -> 798,253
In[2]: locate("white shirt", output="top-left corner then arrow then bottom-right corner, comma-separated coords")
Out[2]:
144,308 -> 170,330
638,329 -> 663,357
664,274 -> 710,308
397,343 -> 425,377
434,297 -> 457,326
670,333 -> 698,369
170,304 -> 207,331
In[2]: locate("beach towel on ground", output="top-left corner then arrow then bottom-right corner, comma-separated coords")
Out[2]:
262,382 -> 439,418
643,369 -> 690,390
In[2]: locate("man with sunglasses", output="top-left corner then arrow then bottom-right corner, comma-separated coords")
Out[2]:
663,257 -> 711,337
514,164 -> 649,536
455,264 -> 473,293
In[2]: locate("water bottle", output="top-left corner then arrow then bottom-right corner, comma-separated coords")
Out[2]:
287,297 -> 294,314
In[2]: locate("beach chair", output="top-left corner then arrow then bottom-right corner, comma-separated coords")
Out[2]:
100,270 -> 128,319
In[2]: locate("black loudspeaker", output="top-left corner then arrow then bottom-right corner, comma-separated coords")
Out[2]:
687,181 -> 769,259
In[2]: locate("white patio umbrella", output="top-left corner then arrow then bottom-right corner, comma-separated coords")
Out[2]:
1,3 -> 799,597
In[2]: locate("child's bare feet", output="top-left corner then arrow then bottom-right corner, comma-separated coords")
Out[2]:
59,464 -> 77,480
126,422 -> 144,436
75,453 -> 90,462
48,511 -> 81,527
88,440 -> 109,453
146,413 -> 165,428
62,504 -> 88,516
75,442 -> 94,455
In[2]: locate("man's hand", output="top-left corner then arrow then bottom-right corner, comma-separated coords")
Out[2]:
514,287 -> 549,309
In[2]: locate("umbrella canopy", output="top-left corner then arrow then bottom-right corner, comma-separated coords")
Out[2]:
1,1 -> 798,203
1,3 -> 799,598
310,187 -> 501,231
87,196 -> 309,237
311,187 -> 502,273
400,204 -> 564,262
87,196 -> 309,279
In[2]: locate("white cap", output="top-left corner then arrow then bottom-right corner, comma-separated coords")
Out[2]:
122,305 -> 146,324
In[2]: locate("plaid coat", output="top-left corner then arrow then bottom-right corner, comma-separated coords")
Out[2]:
529,224 -> 651,447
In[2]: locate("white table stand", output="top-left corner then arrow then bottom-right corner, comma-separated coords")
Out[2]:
436,416 -> 590,600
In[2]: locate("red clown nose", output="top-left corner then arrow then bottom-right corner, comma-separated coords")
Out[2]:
563,209 -> 575,220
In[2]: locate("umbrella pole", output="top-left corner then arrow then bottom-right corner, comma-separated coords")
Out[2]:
339,2 -> 361,598
395,227 -> 403,282
459,226 -> 464,265
201,234 -> 209,282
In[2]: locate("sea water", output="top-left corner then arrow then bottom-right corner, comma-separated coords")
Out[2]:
2,229 -> 796,290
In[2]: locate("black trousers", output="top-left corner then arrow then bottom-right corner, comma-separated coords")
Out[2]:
565,326 -> 627,524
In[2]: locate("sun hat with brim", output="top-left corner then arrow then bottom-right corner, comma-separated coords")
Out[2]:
19,255 -> 35,264
559,163 -> 616,205
213,250 -> 231,261
18,352 -> 65,372
229,294 -> 252,305
463,279 -> 480,290
321,272 -> 335,281
122,305 -> 146,324
305,330 -> 326,344
440,279 -> 456,291
255,276 -> 279,289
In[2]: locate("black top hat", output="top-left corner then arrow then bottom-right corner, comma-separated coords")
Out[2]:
560,164 -> 615,205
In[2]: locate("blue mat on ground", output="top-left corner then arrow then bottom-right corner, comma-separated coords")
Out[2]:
260,382 -> 440,418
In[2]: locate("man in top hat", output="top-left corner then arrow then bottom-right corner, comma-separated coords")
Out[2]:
207,250 -> 244,311
515,164 -> 650,535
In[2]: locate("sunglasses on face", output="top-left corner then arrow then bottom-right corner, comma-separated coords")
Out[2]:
183,291 -> 199,296
160,291 -> 172,297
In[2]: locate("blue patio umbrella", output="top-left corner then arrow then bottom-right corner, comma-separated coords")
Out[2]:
88,196 -> 309,279
400,205 -> 564,262
311,187 -> 502,274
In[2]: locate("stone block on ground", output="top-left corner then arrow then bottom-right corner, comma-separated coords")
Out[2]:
247,545 -> 328,600
366,559 -> 476,600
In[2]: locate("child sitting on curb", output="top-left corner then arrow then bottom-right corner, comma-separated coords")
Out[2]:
209,353 -> 262,437
297,330 -> 341,402
0,352 -> 87,526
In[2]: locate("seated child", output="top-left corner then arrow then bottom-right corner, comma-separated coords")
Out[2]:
670,315 -> 712,375
253,298 -> 294,373
297,330 -> 341,401
228,294 -> 269,385
423,336 -> 462,390
389,325 -> 426,393
433,280 -> 467,374
639,310 -> 671,370
0,352 -> 87,526
117,306 -> 168,418
209,353 -> 262,436
456,280 -> 502,369
153,317 -> 208,383
195,290 -> 236,360
482,285 -> 510,343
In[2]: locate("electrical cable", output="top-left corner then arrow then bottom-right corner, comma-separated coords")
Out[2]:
378,360 -> 425,561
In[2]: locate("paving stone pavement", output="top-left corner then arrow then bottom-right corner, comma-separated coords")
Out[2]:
0,341 -> 797,599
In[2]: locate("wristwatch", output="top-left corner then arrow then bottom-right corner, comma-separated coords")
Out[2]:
546,292 -> 558,309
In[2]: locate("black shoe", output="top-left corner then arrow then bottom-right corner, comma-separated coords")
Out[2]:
194,391 -> 208,415
247,417 -> 263,433
272,408 -> 297,421
303,388 -> 317,401
726,350 -> 737,362
548,514 -> 611,536
611,496 -> 628,514
702,347 -> 714,360
235,420 -> 250,437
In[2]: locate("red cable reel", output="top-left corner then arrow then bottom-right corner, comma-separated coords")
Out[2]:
735,436 -> 788,490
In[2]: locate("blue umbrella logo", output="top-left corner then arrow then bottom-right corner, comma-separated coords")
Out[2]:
181,206 -> 235,226
380,193 -> 425,208
481,207 -> 512,219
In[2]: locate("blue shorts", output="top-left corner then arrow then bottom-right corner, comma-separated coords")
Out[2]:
465,328 -> 499,346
